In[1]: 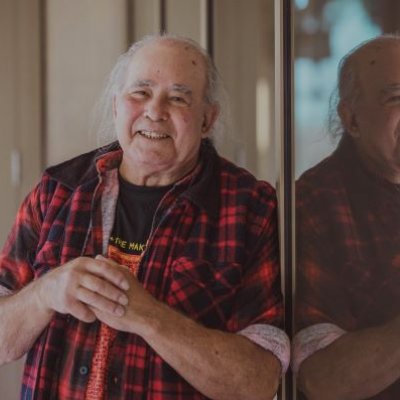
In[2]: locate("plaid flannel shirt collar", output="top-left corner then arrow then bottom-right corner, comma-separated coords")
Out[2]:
45,139 -> 221,219
334,135 -> 400,197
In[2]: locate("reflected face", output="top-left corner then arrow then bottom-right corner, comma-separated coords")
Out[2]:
113,39 -> 218,186
349,41 -> 400,182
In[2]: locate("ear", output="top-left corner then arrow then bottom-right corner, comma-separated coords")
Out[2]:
201,104 -> 220,138
338,100 -> 360,138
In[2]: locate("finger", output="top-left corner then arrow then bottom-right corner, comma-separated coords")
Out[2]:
79,274 -> 129,306
83,258 -> 130,290
68,301 -> 97,323
76,286 -> 125,316
95,254 -> 114,263
95,255 -> 130,272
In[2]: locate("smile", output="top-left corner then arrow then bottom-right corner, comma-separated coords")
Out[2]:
136,130 -> 170,140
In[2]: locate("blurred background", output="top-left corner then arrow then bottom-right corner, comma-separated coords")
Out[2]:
294,0 -> 399,177
0,0 -> 399,398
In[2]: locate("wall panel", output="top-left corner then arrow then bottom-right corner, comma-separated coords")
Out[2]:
46,0 -> 127,165
214,0 -> 275,183
166,0 -> 205,44
130,0 -> 161,40
0,0 -> 42,398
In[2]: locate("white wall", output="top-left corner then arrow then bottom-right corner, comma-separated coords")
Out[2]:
46,0 -> 127,166
214,0 -> 275,183
0,0 -> 42,398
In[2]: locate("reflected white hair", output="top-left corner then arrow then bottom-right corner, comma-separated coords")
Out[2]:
92,33 -> 228,146
328,34 -> 400,139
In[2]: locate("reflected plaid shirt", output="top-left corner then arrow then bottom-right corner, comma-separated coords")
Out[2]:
295,136 -> 400,399
0,140 -> 283,399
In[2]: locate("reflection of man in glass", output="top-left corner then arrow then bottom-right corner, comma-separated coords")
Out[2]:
294,35 -> 400,399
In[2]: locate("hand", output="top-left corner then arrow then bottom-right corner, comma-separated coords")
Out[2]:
89,256 -> 160,335
36,256 -> 130,323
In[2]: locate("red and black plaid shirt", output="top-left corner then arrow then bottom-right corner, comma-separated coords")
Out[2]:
0,140 -> 283,399
295,136 -> 400,399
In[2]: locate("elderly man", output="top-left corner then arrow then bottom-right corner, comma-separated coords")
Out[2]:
0,35 -> 289,399
294,35 -> 400,399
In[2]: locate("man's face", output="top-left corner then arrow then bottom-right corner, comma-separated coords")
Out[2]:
113,40 -> 218,186
348,42 -> 400,182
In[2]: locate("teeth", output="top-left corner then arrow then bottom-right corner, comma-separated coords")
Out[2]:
138,130 -> 169,140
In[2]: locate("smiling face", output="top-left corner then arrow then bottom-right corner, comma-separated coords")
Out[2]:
113,39 -> 218,186
340,40 -> 400,183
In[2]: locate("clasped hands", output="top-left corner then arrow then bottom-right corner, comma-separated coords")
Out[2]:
37,255 -> 158,335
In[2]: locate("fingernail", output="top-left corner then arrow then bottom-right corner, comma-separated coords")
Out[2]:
121,281 -> 130,291
120,295 -> 129,305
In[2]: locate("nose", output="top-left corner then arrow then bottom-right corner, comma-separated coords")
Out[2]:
144,97 -> 168,122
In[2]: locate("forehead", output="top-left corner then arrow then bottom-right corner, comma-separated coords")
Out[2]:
124,40 -> 207,93
356,41 -> 400,92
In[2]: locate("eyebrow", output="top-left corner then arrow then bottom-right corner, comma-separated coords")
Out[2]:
128,79 -> 155,89
127,80 -> 192,96
381,83 -> 400,94
170,84 -> 192,96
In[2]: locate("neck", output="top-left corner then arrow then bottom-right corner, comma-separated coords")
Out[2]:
119,157 -> 199,187
354,145 -> 400,184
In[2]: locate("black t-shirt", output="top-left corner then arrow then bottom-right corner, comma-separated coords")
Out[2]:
108,174 -> 172,271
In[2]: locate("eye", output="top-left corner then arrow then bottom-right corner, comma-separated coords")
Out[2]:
387,95 -> 400,103
170,96 -> 189,105
129,90 -> 149,100
171,96 -> 184,102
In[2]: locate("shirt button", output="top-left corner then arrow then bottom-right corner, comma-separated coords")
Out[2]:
113,376 -> 119,384
79,366 -> 89,376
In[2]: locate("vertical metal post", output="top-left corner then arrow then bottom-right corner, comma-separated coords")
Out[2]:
206,0 -> 214,58
275,0 -> 294,398
160,0 -> 167,33
39,0 -> 47,169
126,0 -> 134,45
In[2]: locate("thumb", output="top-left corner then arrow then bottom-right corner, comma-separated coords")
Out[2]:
95,255 -> 129,271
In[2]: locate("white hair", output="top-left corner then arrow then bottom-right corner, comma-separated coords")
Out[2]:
92,33 -> 229,146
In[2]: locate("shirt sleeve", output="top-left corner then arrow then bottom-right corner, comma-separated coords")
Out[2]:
292,322 -> 346,374
295,180 -> 357,333
0,284 -> 13,296
226,188 -> 289,372
238,324 -> 290,374
294,175 -> 358,374
0,182 -> 43,291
